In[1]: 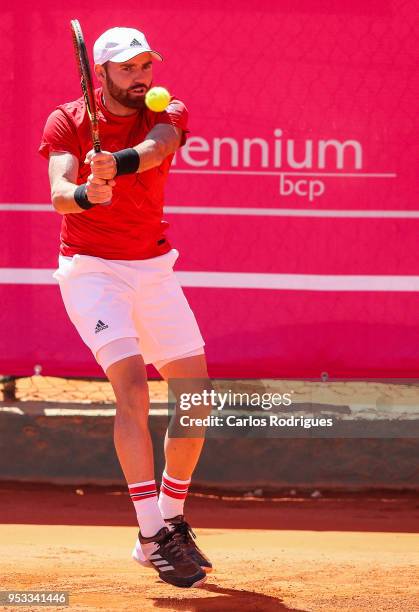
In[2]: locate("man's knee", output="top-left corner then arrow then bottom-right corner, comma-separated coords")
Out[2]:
114,383 -> 150,433
116,380 -> 149,411
106,353 -> 150,419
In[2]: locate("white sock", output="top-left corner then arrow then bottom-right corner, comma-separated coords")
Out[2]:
128,480 -> 166,538
158,470 -> 191,520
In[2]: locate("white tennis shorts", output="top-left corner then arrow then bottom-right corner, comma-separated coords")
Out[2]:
53,249 -> 205,368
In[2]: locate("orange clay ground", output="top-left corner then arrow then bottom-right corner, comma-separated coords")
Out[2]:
1,484 -> 418,611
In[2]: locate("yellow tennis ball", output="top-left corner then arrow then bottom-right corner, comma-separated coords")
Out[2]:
145,86 -> 171,112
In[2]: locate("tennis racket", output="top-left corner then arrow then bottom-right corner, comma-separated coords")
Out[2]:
70,19 -> 101,153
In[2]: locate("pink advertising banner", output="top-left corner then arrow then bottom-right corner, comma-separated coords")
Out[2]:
0,0 -> 418,378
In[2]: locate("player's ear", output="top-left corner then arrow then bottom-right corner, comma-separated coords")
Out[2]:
94,63 -> 106,85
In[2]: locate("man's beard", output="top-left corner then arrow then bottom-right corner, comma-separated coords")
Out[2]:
105,73 -> 151,109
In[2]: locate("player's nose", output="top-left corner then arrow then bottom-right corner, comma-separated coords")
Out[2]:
132,72 -> 148,83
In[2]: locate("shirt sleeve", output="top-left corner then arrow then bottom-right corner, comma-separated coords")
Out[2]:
39,109 -> 80,160
155,98 -> 189,146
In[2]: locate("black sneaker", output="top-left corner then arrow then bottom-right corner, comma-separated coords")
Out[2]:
165,515 -> 213,573
135,526 -> 207,588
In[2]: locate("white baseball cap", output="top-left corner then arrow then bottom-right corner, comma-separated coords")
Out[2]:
93,27 -> 163,65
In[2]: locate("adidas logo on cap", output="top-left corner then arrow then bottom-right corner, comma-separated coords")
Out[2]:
95,320 -> 109,334
130,38 -> 142,47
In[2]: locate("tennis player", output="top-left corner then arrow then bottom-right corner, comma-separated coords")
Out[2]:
39,26 -> 211,589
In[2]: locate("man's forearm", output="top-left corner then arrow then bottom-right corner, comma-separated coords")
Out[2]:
132,124 -> 182,173
51,176 -> 114,214
51,180 -> 84,215
132,139 -> 168,173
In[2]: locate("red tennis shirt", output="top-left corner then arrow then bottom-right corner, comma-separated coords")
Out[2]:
39,88 -> 188,259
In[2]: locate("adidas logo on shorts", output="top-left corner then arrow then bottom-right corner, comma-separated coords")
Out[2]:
95,320 -> 109,334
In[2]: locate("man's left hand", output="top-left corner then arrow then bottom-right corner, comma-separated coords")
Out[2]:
85,150 -> 117,181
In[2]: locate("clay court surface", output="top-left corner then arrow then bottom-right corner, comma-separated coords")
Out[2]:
1,485 -> 418,611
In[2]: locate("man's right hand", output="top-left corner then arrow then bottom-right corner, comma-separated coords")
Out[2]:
86,174 -> 116,205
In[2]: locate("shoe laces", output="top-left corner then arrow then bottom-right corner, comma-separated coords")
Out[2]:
172,519 -> 196,544
157,529 -> 188,562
